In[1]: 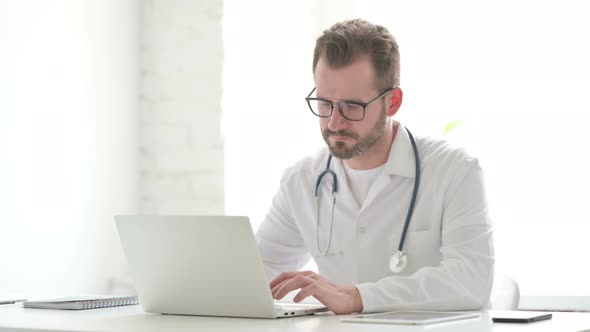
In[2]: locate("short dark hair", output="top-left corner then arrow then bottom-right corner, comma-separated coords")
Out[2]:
313,19 -> 400,90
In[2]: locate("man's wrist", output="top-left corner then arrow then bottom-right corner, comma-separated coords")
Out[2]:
348,286 -> 364,313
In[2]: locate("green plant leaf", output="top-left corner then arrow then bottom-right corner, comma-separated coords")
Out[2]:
443,119 -> 470,135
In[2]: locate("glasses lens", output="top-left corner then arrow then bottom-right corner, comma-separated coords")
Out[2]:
308,99 -> 333,117
340,103 -> 364,120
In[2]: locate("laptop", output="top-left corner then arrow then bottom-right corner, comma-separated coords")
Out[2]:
115,215 -> 328,318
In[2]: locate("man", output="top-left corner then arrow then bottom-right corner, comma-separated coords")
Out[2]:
255,19 -> 494,314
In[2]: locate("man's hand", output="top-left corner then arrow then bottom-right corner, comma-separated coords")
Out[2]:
270,271 -> 363,314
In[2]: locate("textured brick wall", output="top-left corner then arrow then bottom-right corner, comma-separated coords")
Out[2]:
140,0 -> 224,214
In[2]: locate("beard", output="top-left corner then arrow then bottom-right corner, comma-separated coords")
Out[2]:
322,109 -> 387,160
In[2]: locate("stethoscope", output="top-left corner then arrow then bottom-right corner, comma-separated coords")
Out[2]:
315,126 -> 421,273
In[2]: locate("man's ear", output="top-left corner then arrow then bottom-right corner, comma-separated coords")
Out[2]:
388,87 -> 403,117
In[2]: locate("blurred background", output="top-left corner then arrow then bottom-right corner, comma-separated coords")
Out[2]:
1,0 -> 589,299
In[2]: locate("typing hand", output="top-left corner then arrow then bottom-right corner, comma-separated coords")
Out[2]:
270,271 -> 363,314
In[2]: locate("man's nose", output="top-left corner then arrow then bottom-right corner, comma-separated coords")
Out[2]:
327,105 -> 348,132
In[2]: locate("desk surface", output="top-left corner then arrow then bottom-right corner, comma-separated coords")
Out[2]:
1,304 -> 590,332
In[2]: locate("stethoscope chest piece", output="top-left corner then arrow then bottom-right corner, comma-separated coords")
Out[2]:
389,250 -> 407,273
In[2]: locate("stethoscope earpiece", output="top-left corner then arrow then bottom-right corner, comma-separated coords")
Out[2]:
389,250 -> 408,273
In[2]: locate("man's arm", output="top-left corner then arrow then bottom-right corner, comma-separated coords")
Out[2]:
356,160 -> 494,312
255,171 -> 311,282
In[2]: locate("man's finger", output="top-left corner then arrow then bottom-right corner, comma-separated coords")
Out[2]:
293,282 -> 331,304
269,271 -> 300,289
301,270 -> 319,278
271,272 -> 335,298
273,274 -> 312,299
271,273 -> 304,297
270,279 -> 290,297
299,271 -> 338,287
272,275 -> 315,300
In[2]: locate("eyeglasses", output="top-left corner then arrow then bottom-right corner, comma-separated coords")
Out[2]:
305,87 -> 395,121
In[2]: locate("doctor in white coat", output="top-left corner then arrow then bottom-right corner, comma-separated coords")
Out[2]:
255,19 -> 494,314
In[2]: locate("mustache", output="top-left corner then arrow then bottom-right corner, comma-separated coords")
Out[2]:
324,129 -> 358,139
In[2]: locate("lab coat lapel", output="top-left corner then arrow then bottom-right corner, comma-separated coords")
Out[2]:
360,124 -> 416,213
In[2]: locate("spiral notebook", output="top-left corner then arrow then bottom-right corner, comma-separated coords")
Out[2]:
23,295 -> 139,310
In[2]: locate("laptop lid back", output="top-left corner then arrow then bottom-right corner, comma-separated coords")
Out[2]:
115,215 -> 278,318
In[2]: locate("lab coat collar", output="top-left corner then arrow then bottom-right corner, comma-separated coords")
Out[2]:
325,122 -> 416,214
385,122 -> 417,178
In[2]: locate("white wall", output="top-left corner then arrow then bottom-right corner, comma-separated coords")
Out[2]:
140,0 -> 224,215
0,0 -> 139,295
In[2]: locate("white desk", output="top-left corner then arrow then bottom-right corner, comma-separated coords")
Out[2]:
1,304 -> 590,332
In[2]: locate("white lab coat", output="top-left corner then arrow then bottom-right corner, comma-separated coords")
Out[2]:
255,125 -> 494,313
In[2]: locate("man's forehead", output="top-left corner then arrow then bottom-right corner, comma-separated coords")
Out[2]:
314,56 -> 378,98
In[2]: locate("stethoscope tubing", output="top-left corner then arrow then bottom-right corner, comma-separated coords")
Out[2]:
314,126 -> 421,269
397,127 -> 421,252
